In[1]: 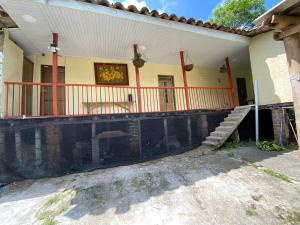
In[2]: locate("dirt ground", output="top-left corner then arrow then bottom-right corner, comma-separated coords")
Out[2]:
0,146 -> 300,225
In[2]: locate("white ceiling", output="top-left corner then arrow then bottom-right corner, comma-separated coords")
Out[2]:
0,0 -> 251,70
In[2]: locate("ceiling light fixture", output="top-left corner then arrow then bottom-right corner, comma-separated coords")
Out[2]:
22,15 -> 37,23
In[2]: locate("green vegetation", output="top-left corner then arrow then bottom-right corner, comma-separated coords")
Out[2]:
221,141 -> 239,150
209,0 -> 266,29
254,164 -> 293,183
276,206 -> 300,225
42,218 -> 57,225
285,143 -> 299,151
44,195 -> 63,208
36,190 -> 76,225
246,209 -> 258,216
286,211 -> 300,225
114,180 -> 124,193
257,141 -> 284,151
130,172 -> 157,194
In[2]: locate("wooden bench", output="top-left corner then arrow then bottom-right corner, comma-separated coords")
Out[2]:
83,101 -> 135,114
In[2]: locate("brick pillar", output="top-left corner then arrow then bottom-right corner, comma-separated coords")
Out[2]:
128,121 -> 140,155
15,130 -> 22,165
35,128 -> 42,168
271,108 -> 290,145
46,126 -> 61,170
199,114 -> 208,141
91,123 -> 100,164
0,131 -> 6,175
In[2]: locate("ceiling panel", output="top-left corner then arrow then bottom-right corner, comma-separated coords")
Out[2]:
0,0 -> 251,70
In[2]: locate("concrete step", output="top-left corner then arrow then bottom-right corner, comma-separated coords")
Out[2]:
224,116 -> 241,122
206,136 -> 224,143
211,131 -> 229,137
220,121 -> 237,127
202,140 -> 219,147
230,110 -> 247,116
216,126 -> 234,132
235,105 -> 254,109
200,105 -> 252,151
228,112 -> 244,117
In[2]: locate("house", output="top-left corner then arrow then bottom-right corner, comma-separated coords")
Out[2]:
248,0 -> 300,146
0,0 -> 297,181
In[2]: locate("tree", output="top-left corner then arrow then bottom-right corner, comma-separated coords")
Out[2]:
209,0 -> 267,29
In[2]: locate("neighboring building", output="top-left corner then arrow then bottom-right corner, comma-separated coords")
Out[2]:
249,0 -> 300,145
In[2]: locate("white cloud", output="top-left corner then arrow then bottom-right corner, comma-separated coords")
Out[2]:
121,0 -> 148,10
158,0 -> 177,14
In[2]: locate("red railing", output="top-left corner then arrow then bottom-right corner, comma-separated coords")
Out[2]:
3,82 -> 233,118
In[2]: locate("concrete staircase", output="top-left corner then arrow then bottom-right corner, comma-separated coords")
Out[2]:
201,105 -> 252,150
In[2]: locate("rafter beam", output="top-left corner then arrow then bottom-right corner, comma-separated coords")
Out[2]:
274,24 -> 300,40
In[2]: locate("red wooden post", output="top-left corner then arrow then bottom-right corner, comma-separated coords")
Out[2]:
225,57 -> 237,107
52,33 -> 59,116
134,44 -> 142,113
180,51 -> 190,110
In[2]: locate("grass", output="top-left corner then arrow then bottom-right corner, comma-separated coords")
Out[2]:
42,218 -> 57,225
45,195 -> 62,208
285,143 -> 299,151
254,164 -> 293,183
286,211 -> 300,225
36,190 -> 76,225
220,141 -> 239,150
114,180 -> 124,193
246,209 -> 258,217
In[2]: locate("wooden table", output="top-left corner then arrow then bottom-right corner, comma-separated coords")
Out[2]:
83,101 -> 135,114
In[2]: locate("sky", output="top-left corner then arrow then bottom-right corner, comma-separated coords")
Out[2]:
108,0 -> 282,21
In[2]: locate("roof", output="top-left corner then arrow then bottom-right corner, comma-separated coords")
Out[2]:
247,0 -> 300,36
0,0 -> 251,70
253,0 -> 300,26
0,6 -> 17,28
76,0 -> 250,37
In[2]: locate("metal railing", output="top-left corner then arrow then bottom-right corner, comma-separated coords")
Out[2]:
3,82 -> 234,118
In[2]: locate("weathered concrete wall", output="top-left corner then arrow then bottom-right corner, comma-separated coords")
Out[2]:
0,110 -> 229,183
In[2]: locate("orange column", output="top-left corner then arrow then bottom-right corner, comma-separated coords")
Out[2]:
134,44 -> 142,113
225,57 -> 237,107
52,33 -> 59,116
180,51 -> 190,110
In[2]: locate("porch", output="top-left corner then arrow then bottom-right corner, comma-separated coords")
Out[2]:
0,0 -> 254,119
4,81 -> 234,118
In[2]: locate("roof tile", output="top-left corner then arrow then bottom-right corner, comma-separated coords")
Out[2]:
77,0 -> 251,36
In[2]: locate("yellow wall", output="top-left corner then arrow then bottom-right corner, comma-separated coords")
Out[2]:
1,30 -> 24,117
32,55 -> 253,111
33,54 -> 253,94
2,49 -> 253,116
249,31 -> 292,105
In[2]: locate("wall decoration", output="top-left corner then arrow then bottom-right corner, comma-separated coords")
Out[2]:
94,63 -> 129,85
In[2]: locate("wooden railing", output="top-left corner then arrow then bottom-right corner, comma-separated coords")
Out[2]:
3,82 -> 234,118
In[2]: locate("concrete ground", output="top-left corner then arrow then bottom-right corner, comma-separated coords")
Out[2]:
0,146 -> 300,225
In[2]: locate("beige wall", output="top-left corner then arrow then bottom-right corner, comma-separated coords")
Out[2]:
1,30 -> 24,117
249,31 -> 292,105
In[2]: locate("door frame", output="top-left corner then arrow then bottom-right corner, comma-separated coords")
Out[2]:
158,75 -> 176,111
40,65 -> 66,115
236,77 -> 248,106
22,57 -> 34,115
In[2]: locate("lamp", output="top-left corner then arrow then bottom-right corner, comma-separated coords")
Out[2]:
219,64 -> 227,73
